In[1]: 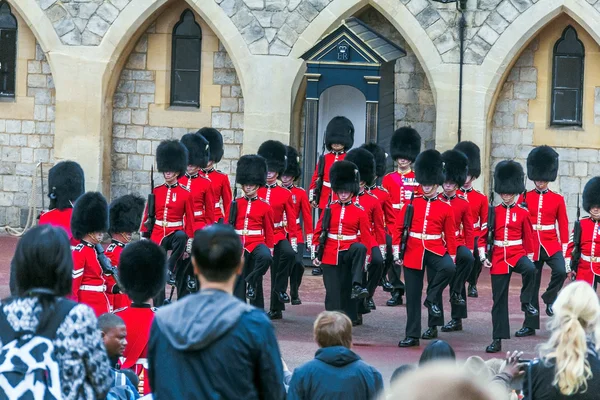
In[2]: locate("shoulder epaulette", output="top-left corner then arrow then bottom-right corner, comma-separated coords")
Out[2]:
216,169 -> 224,174
457,194 -> 468,202
258,197 -> 269,204
151,307 -> 158,312
200,174 -> 211,181
377,185 -> 389,193
180,185 -> 191,192
154,184 -> 162,189
113,307 -> 128,314
366,191 -> 377,198
106,243 -> 117,252
294,186 -> 306,193
518,204 -> 528,210
72,243 -> 84,252
280,185 -> 292,193
354,202 -> 364,210
582,216 -> 591,220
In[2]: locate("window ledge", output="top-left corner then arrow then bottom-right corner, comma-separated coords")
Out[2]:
548,125 -> 584,131
167,105 -> 201,112
0,96 -> 16,103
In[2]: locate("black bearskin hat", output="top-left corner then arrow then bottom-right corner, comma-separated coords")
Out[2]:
156,140 -> 188,175
283,146 -> 301,179
330,160 -> 360,195
527,145 -> 559,182
325,116 -> 354,151
181,133 -> 210,168
257,140 -> 287,176
235,155 -> 267,186
583,177 -> 600,213
48,161 -> 85,210
454,141 -> 481,179
361,142 -> 387,178
494,160 -> 525,195
109,194 -> 146,234
391,127 -> 421,162
414,150 -> 445,186
71,192 -> 109,240
198,127 -> 224,163
118,240 -> 167,303
345,148 -> 376,186
442,150 -> 469,188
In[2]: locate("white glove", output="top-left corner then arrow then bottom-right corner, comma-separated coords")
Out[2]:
562,244 -> 568,258
186,238 -> 193,253
379,244 -> 386,256
565,259 -> 572,273
527,253 -> 534,262
306,234 -> 313,249
451,255 -> 456,263
311,245 -> 316,260
291,238 -> 298,253
392,245 -> 399,262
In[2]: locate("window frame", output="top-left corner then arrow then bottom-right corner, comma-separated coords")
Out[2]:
0,0 -> 18,99
550,25 -> 585,127
170,9 -> 202,108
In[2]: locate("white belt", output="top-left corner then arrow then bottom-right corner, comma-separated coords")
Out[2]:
235,229 -> 263,236
455,231 -> 460,236
392,203 -> 402,209
494,239 -> 523,247
119,357 -> 148,369
215,202 -> 221,208
296,218 -> 300,224
533,224 -> 555,231
323,181 -> 331,188
155,221 -> 183,228
327,233 -> 357,240
80,284 -> 106,292
581,254 -> 600,263
473,222 -> 480,229
193,211 -> 203,216
274,222 -> 285,228
409,232 -> 441,240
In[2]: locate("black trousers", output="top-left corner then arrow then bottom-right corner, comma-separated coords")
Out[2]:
153,230 -> 188,306
524,248 -> 566,329
491,256 -> 536,339
404,251 -> 455,338
467,241 -> 483,286
450,245 -> 475,320
233,244 -> 272,309
322,243 -> 367,322
366,246 -> 384,297
386,234 -> 405,295
290,243 -> 306,298
269,240 -> 296,312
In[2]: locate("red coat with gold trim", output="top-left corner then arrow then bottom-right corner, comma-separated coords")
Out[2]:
458,187 -> 488,255
258,184 -> 299,245
367,184 -> 396,234
105,240 -> 131,310
39,208 -> 73,240
382,170 -> 421,223
439,193 -> 474,251
203,168 -> 232,222
490,203 -> 535,275
309,151 -> 346,209
355,190 -> 386,250
179,172 -> 216,231
231,196 -> 275,253
286,185 -> 313,245
566,217 -> 600,286
71,240 -> 110,316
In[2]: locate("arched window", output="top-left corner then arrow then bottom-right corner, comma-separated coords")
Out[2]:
0,1 -> 17,98
170,10 -> 202,108
551,26 -> 584,126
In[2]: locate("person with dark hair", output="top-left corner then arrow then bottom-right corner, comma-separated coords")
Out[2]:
148,224 -> 286,400
390,364 -> 416,385
418,339 -> 456,366
199,127 -> 232,222
2,225 -> 113,399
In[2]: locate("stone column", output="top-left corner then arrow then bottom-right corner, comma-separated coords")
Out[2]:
303,98 -> 319,187
366,102 -> 379,143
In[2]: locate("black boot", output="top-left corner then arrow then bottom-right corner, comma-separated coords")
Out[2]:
274,291 -> 290,304
351,285 -> 369,300
267,310 -> 282,320
246,285 -> 256,300
312,267 -> 323,276
441,319 -> 463,332
546,303 -> 554,317
398,337 -> 420,347
424,300 -> 442,318
468,284 -> 478,298
352,314 -> 363,326
421,327 -> 438,340
366,297 -> 376,310
380,278 -> 394,293
291,296 -> 302,305
521,303 -> 539,317
450,292 -> 466,306
386,291 -> 403,306
486,339 -> 502,353
515,327 -> 536,337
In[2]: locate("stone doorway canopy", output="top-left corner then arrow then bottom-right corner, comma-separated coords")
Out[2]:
300,17 -> 405,186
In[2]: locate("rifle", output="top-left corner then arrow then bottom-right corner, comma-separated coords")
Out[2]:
520,175 -> 528,208
312,139 -> 327,205
228,187 -> 238,225
570,196 -> 582,279
398,191 -> 415,261
142,165 -> 156,239
315,195 -> 332,262
38,162 -> 44,220
94,243 -> 121,294
486,183 -> 496,261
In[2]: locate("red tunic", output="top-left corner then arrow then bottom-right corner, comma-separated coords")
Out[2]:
355,190 -> 386,250
458,187 -> 489,255
382,169 -> 421,225
313,201 -> 373,265
115,304 -> 155,395
203,168 -> 232,222
140,182 -> 195,245
489,203 -> 535,275
285,185 -> 313,245
179,172 -> 216,231
367,185 -> 396,234
393,195 -> 457,271
519,189 -> 569,260
439,193 -> 474,251
231,196 -> 275,253
105,240 -> 131,310
258,184 -> 299,245
39,208 -> 73,239
566,217 -> 600,286
309,151 -> 346,209
71,240 -> 110,316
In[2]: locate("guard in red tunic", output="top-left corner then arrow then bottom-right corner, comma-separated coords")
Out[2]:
179,132 -> 215,230
517,146 -> 568,337
382,128 -> 421,307
199,127 -> 232,223
281,145 -> 313,306
312,161 -> 373,326
115,240 -> 166,396
454,141 -> 488,299
394,150 -> 457,348
345,148 -> 386,313
230,155 -> 275,308
70,192 -> 111,316
484,161 -> 538,354
140,140 -> 195,305
39,161 -> 85,241
257,140 -> 299,320
105,194 -> 146,311
439,150 -> 474,333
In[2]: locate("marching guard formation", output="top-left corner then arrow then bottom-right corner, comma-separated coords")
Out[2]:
34,112 -> 600,393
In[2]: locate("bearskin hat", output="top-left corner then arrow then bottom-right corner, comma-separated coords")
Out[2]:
71,192 -> 109,240
156,140 -> 188,175
442,150 -> 469,188
414,149 -> 445,186
325,116 -> 354,151
330,160 -> 360,195
48,161 -> 85,210
109,194 -> 146,234
361,142 -> 387,178
527,145 -> 559,182
391,127 -> 421,162
583,177 -> 600,213
181,133 -> 210,168
257,140 -> 287,176
345,148 -> 376,186
235,155 -> 267,186
494,160 -> 525,195
198,127 -> 224,163
118,240 -> 167,303
454,141 -> 481,179
283,146 -> 301,179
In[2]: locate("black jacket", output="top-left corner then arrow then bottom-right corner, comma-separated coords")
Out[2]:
287,346 -> 383,400
148,289 -> 286,400
523,346 -> 600,400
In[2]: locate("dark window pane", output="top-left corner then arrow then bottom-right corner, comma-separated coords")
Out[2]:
553,90 -> 579,123
0,29 -> 17,97
171,9 -> 202,107
556,27 -> 584,55
0,3 -> 17,29
551,26 -> 584,126
554,57 -> 581,88
174,11 -> 201,37
174,38 -> 201,71
171,71 -> 200,106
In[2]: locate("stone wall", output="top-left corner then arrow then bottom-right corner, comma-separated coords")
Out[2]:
111,25 -> 243,199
